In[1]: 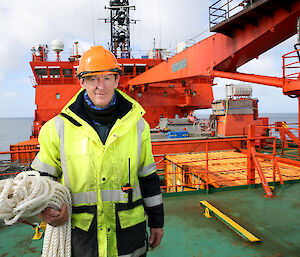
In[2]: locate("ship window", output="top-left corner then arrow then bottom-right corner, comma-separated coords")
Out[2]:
138,92 -> 142,98
136,66 -> 146,75
124,65 -> 134,75
164,92 -> 167,97
50,68 -> 60,78
193,91 -> 197,96
56,93 -> 61,99
63,69 -> 73,77
35,68 -> 48,78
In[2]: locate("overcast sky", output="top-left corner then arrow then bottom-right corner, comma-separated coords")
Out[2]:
0,0 -> 298,118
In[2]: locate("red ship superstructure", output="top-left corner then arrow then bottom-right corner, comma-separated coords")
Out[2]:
30,0 -> 213,134
30,44 -> 212,135
30,42 -> 81,138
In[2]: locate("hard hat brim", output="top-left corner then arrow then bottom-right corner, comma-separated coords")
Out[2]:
77,68 -> 123,78
81,71 -> 118,78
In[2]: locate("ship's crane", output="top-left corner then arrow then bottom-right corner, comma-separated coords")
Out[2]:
127,0 -> 300,85
127,0 -> 300,130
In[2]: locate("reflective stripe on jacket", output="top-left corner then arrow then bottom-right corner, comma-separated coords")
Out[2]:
32,88 -> 163,257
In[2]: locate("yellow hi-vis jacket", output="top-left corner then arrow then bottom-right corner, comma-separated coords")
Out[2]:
32,89 -> 163,257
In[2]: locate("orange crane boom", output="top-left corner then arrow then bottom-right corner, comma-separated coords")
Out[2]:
127,0 -> 300,88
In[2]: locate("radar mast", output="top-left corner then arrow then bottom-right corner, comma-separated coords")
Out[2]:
101,0 -> 137,58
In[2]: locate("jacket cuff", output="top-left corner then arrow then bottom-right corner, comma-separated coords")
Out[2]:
146,204 -> 164,228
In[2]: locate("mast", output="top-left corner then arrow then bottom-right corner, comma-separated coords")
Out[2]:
102,0 -> 137,58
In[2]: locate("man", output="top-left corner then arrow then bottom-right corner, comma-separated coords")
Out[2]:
31,46 -> 164,257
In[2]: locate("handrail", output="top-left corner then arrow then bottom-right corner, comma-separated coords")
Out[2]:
209,0 -> 254,30
161,134 -> 285,196
282,48 -> 300,80
0,149 -> 39,155
161,122 -> 300,196
250,146 -> 273,197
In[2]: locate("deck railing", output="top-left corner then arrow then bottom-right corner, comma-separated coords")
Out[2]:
282,47 -> 300,80
209,0 -> 255,30
160,123 -> 300,197
256,122 -> 300,158
1,123 -> 299,196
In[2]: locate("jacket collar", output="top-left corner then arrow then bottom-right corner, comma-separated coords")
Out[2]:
60,88 -> 145,128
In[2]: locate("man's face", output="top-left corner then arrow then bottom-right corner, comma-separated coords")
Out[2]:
80,74 -> 119,108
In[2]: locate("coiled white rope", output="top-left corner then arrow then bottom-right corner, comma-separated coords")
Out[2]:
0,170 -> 72,257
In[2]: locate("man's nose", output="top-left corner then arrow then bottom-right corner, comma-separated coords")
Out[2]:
95,77 -> 104,88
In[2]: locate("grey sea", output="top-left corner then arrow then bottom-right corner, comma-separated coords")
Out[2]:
0,113 -> 298,154
258,113 -> 299,137
0,117 -> 33,154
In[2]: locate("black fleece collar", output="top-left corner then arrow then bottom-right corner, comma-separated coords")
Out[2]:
68,90 -> 133,126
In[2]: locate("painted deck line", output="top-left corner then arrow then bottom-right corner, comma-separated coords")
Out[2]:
199,200 -> 260,243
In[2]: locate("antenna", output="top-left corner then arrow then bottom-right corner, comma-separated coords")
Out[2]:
158,0 -> 161,49
91,0 -> 95,45
99,0 -> 139,58
297,16 -> 300,44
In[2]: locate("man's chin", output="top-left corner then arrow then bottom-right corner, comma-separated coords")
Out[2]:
95,101 -> 109,108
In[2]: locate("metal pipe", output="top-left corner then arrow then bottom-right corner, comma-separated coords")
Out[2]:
227,0 -> 230,18
297,17 -> 300,44
212,70 -> 283,88
205,141 -> 209,192
250,146 -> 274,198
299,97 -> 300,155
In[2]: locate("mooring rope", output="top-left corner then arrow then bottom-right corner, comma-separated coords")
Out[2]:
0,170 -> 72,257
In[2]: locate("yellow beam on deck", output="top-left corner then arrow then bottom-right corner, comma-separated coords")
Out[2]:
199,200 -> 260,243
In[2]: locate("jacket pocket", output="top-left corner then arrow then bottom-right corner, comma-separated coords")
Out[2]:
115,201 -> 147,256
71,212 -> 94,231
117,204 -> 146,229
71,210 -> 98,257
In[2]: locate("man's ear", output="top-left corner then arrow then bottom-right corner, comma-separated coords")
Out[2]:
79,78 -> 85,89
114,75 -> 120,89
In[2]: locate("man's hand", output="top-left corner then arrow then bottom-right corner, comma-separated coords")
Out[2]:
39,202 -> 69,227
149,227 -> 163,249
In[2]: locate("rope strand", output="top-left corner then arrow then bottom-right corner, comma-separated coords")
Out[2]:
0,170 -> 72,257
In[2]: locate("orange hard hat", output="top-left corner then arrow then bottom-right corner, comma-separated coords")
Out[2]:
77,46 -> 123,78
